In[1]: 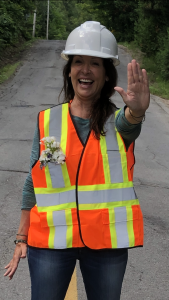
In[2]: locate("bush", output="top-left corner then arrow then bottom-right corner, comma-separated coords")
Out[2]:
134,2 -> 159,55
156,29 -> 169,80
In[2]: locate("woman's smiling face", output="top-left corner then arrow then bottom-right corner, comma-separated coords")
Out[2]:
69,55 -> 108,101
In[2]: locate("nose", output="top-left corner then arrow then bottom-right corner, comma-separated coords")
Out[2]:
82,63 -> 91,74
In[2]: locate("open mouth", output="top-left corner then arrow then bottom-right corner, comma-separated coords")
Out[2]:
78,79 -> 94,85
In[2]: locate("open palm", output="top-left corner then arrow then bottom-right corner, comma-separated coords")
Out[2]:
115,59 -> 150,115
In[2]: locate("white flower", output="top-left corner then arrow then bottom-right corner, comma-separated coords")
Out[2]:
51,137 -> 56,143
57,154 -> 65,164
45,137 -> 52,143
39,136 -> 65,168
56,141 -> 60,148
39,151 -> 46,161
51,141 -> 59,148
53,151 -> 59,160
46,148 -> 51,153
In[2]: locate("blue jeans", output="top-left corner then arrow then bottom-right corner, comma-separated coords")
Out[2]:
27,246 -> 128,300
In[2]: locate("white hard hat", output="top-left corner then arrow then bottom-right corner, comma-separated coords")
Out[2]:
61,21 -> 120,66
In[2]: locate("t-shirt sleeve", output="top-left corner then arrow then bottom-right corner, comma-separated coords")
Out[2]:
21,123 -> 39,210
115,106 -> 142,149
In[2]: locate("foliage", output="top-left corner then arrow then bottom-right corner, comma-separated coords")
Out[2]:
156,29 -> 169,81
0,0 -> 35,50
0,62 -> 20,84
1,0 -> 169,88
134,0 -> 169,81
93,0 -> 138,42
120,42 -> 169,99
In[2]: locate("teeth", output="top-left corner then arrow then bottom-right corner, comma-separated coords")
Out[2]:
79,79 -> 93,82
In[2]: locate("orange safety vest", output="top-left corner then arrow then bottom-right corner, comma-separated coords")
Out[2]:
28,103 -> 144,249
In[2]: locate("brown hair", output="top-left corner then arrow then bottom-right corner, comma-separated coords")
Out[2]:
59,56 -> 118,139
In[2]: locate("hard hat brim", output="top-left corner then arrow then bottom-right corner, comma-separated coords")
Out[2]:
61,50 -> 120,66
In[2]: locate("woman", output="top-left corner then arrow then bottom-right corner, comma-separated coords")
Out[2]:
4,21 -> 150,300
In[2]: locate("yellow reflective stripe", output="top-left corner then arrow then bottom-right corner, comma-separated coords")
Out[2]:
115,109 -> 129,182
44,109 -> 50,137
116,131 -> 129,182
78,182 -> 134,191
61,163 -> 71,187
100,135 -> 111,184
61,104 -> 68,153
44,109 -> 53,188
126,206 -> 135,247
34,182 -> 133,194
61,104 -> 71,187
35,185 -> 75,194
37,199 -> 139,213
65,209 -> 73,248
115,109 -> 121,119
78,181 -> 133,192
79,200 -> 139,210
38,202 -> 76,212
47,211 -> 55,248
109,209 -> 117,248
45,165 -> 53,188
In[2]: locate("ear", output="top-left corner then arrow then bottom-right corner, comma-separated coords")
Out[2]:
105,76 -> 109,82
69,73 -> 71,77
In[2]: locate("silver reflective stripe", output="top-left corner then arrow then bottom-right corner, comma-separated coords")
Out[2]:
107,151 -> 123,183
36,189 -> 75,207
53,210 -> 67,249
104,114 -> 123,183
78,187 -> 136,204
49,105 -> 62,140
114,207 -> 129,248
36,187 -> 136,207
48,162 -> 65,188
49,105 -> 65,188
105,115 -> 119,151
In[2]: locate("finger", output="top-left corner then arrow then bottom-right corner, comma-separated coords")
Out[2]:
4,269 -> 12,277
4,263 -> 10,269
114,87 -> 127,98
131,60 -> 139,82
8,269 -> 16,280
128,63 -> 134,85
4,269 -> 15,280
142,69 -> 149,87
137,63 -> 143,83
4,264 -> 18,278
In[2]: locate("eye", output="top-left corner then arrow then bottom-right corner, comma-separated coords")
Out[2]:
74,60 -> 82,64
93,62 -> 99,66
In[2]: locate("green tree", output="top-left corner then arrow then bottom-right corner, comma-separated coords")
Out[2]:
0,0 -> 35,50
92,0 -> 138,42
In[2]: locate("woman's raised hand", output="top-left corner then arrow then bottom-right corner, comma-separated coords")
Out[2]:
114,59 -> 150,116
4,243 -> 27,280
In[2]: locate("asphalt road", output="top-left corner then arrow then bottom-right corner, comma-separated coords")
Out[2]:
0,40 -> 169,300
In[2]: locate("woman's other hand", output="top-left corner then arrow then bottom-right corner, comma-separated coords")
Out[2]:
4,243 -> 27,280
4,210 -> 30,280
114,59 -> 150,123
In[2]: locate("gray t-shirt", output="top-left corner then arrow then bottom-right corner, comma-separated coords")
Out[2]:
22,106 -> 142,210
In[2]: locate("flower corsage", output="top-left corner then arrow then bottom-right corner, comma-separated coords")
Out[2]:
39,136 -> 65,169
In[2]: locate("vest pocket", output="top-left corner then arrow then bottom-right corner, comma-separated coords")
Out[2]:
48,162 -> 65,188
38,209 -> 75,249
39,209 -> 74,227
102,206 -> 143,248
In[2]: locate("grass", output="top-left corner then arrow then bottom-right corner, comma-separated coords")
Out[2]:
119,41 -> 169,100
0,62 -> 20,84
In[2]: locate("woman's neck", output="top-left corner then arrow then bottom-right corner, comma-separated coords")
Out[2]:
70,97 -> 93,119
